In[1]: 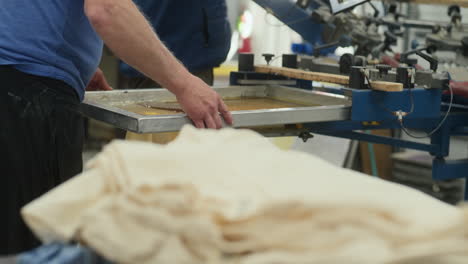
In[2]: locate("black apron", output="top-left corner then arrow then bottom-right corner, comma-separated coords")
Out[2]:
0,66 -> 84,255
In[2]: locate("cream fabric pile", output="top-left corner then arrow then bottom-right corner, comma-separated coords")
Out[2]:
22,126 -> 468,264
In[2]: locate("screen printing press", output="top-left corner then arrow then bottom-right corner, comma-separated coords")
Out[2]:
81,53 -> 468,200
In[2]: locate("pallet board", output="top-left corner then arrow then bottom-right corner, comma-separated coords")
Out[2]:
254,65 -> 404,92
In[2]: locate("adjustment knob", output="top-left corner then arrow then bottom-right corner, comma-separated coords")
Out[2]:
388,3 -> 397,14
339,53 -> 354,74
262,53 -> 275,65
426,45 -> 437,54
448,5 -> 461,17
461,37 -> 468,56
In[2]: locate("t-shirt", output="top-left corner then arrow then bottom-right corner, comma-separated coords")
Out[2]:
0,0 -> 103,101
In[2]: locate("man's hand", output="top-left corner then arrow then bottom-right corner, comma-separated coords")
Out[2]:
86,68 -> 113,91
176,76 -> 233,129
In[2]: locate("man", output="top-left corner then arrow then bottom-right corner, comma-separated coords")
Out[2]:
119,0 -> 232,88
0,0 -> 232,254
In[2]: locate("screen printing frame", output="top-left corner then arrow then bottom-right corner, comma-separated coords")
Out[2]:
81,85 -> 351,134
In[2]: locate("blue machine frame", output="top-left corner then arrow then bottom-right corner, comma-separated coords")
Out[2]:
230,71 -> 468,200
252,0 -> 323,45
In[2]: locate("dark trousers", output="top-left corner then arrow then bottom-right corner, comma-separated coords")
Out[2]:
0,66 -> 84,255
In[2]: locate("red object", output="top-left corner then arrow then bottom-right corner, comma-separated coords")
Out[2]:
381,53 -> 424,70
239,37 -> 252,53
448,81 -> 468,98
381,55 -> 400,68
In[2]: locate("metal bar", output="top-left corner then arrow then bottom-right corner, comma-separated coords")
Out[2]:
237,80 -> 297,85
299,56 -> 342,74
432,158 -> 468,182
80,102 -> 140,132
451,126 -> 468,135
305,118 -> 440,131
430,121 -> 451,157
230,72 -> 289,86
249,126 -> 308,138
312,130 -> 438,152
136,105 -> 351,133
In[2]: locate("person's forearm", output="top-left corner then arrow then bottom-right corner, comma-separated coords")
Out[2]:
84,0 -> 191,96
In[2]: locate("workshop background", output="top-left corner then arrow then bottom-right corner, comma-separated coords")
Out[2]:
5,0 -> 468,263
86,0 -> 468,204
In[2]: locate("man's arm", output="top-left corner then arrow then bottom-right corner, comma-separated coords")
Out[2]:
84,0 -> 232,128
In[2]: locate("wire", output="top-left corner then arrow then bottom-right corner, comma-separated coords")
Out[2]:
363,69 -> 415,115
362,68 -> 451,139
399,84 -> 454,138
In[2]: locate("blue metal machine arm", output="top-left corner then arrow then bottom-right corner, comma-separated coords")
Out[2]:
252,0 -> 324,45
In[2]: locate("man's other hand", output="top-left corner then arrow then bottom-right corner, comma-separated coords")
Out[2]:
86,68 -> 113,91
176,76 -> 233,129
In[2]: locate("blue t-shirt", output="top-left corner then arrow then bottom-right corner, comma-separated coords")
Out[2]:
120,0 -> 231,77
0,0 -> 103,101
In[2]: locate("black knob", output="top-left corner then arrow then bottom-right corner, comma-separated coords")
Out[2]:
376,64 -> 392,75
282,54 -> 298,69
447,24 -> 453,33
432,25 -> 441,34
397,66 -> 414,88
405,58 -> 418,67
393,30 -> 404,37
349,66 -> 367,90
462,36 -> 468,47
262,53 -> 275,65
426,45 -> 437,54
448,5 -> 461,16
461,37 -> 468,56
354,56 -> 366,67
298,131 -> 313,143
238,53 -> 254,72
388,3 -> 397,14
339,53 -> 354,74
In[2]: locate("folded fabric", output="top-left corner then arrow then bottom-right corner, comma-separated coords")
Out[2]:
17,243 -> 112,264
22,126 -> 468,264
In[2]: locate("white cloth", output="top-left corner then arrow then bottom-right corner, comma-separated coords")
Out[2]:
22,126 -> 468,264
